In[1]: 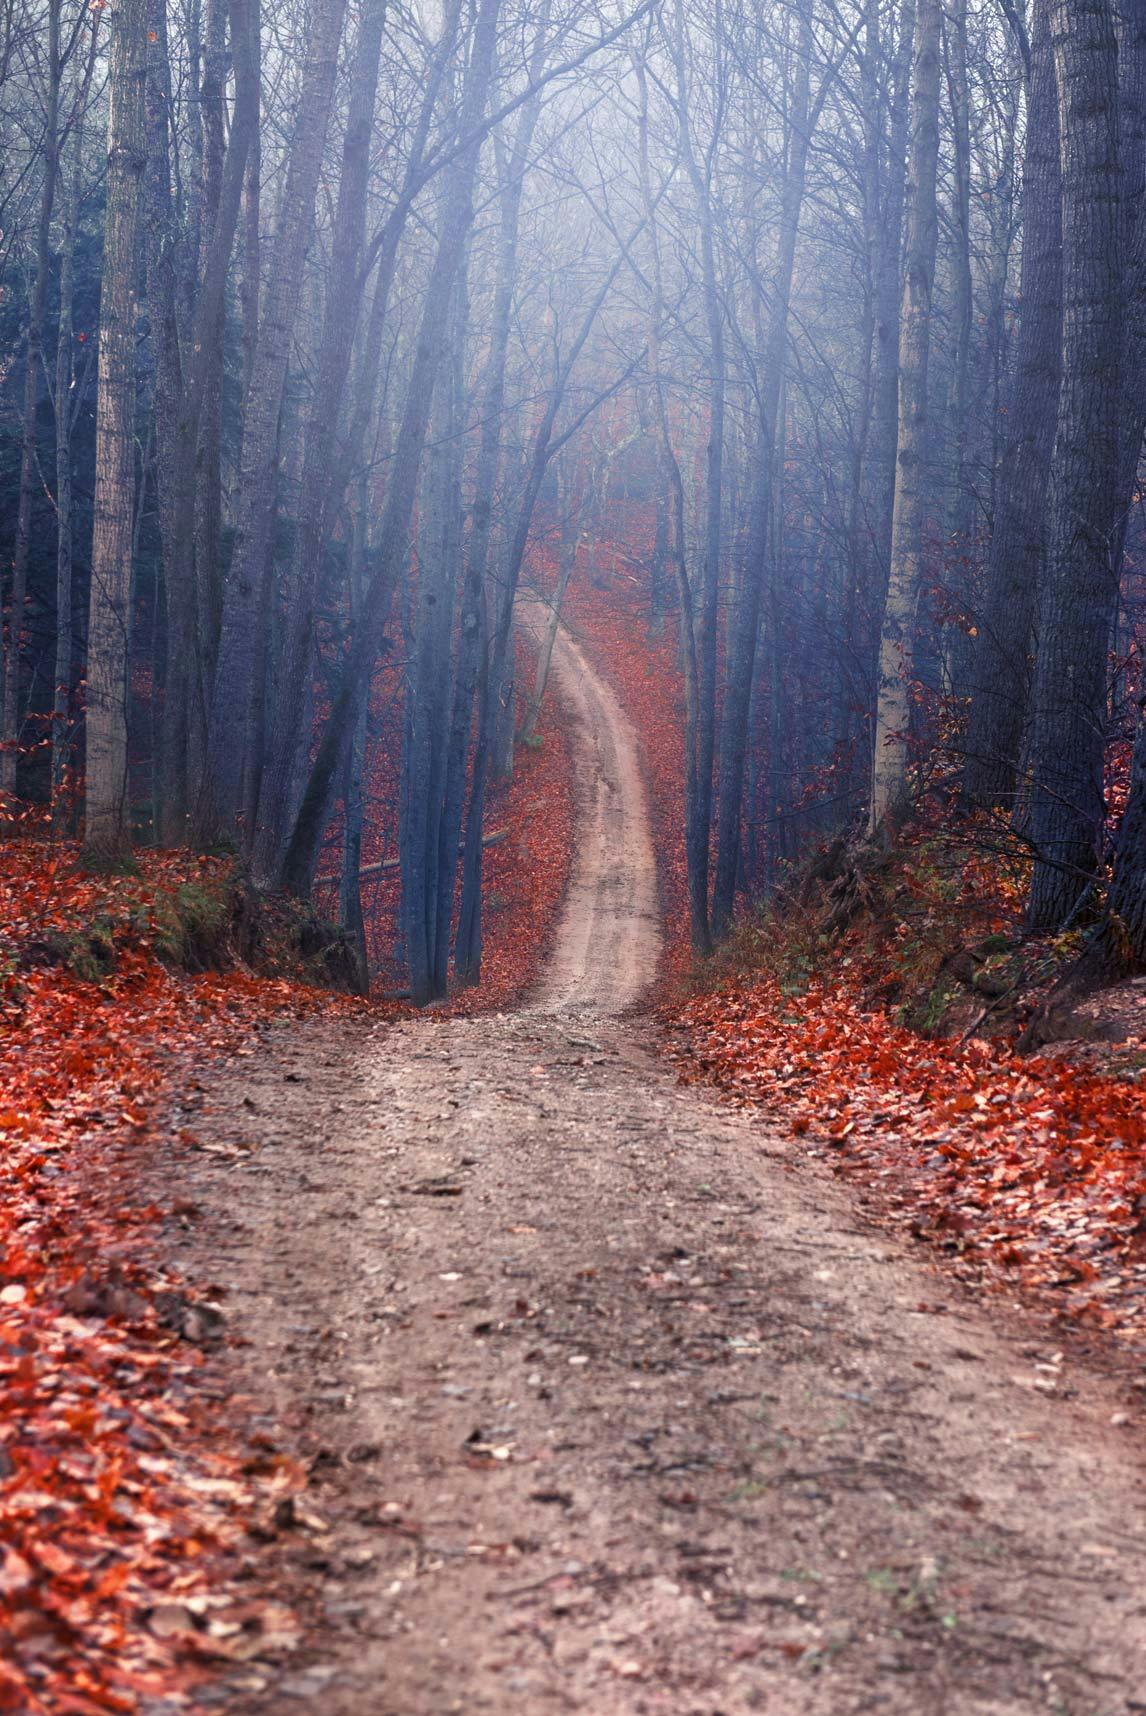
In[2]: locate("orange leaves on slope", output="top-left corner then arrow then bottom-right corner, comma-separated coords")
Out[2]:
673,975 -> 1146,1351
0,843 -> 343,1711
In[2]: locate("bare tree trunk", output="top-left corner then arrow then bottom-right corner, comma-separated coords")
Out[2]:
196,0 -> 348,847
869,0 -> 943,833
143,0 -> 188,840
251,0 -> 388,883
153,0 -> 258,839
870,0 -> 917,603
240,26 -> 260,414
668,0 -> 725,954
191,0 -> 229,710
710,1 -> 813,938
403,273 -> 466,1006
427,14 -> 548,994
279,0 -> 503,899
962,0 -> 1061,809
492,655 -> 515,783
633,36 -> 698,943
2,0 -> 60,798
51,32 -> 94,830
939,0 -> 973,698
83,0 -> 148,863
521,464 -> 579,744
1026,0 -> 1122,928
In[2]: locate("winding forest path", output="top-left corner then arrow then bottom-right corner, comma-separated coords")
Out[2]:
181,617 -> 1146,1716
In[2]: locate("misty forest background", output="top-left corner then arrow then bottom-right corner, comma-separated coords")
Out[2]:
2,0 -> 1146,1003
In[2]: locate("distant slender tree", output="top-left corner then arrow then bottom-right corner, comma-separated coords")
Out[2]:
711,0 -> 813,938
195,0 -> 349,848
251,0 -> 389,883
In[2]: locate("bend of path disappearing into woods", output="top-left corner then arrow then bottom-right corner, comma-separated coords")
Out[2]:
177,600 -> 1146,1716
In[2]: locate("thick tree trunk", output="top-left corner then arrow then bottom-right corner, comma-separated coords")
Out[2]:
869,0 -> 943,833
143,0 -> 189,840
962,0 -> 1061,810
239,0 -> 260,411
195,0 -> 348,847
51,38 -> 93,829
2,0 -> 60,798
83,0 -> 149,863
190,0 -> 229,720
1110,2 -> 1146,586
1025,0 -> 1122,928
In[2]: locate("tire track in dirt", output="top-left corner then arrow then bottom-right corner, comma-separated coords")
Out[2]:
175,614 -> 1146,1716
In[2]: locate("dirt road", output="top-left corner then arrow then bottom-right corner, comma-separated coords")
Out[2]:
178,614 -> 1146,1715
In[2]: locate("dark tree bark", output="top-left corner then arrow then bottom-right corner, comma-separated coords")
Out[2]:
667,0 -> 726,954
142,0 -> 188,837
1026,0 -> 1122,929
710,0 -> 813,938
402,273 -> 467,1007
152,0 -> 259,839
279,0 -> 504,899
1105,697 -> 1146,966
962,0 -> 1061,810
195,0 -> 348,847
251,0 -> 388,884
2,0 -> 61,797
51,25 -> 97,828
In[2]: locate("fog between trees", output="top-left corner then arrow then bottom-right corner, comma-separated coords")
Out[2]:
3,0 -> 1146,998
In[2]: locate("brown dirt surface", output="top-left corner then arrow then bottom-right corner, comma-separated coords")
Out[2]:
165,616 -> 1146,1716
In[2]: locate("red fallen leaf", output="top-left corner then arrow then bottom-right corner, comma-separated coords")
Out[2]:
0,1670 -> 29,1713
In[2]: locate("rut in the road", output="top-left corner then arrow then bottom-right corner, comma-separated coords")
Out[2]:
171,614 -> 1146,1716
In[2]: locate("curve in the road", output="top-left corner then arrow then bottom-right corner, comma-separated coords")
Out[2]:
516,591 -> 662,1017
